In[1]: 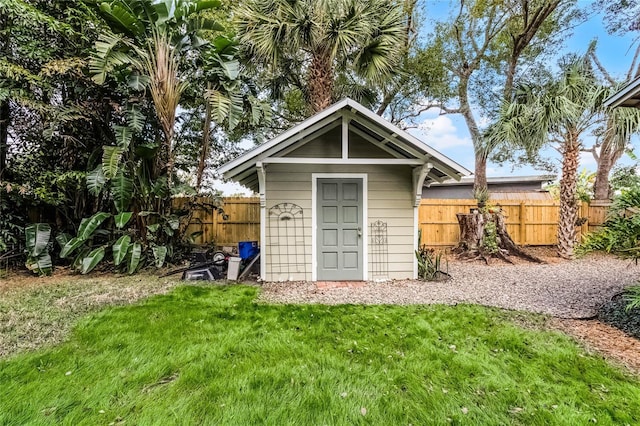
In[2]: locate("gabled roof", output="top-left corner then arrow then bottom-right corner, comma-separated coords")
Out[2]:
217,98 -> 471,191
604,76 -> 640,108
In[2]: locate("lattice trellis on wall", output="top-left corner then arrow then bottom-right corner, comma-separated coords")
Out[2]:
267,203 -> 307,280
369,220 -> 388,280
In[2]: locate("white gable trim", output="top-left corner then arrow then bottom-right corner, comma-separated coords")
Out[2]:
219,102 -> 349,176
218,98 -> 471,183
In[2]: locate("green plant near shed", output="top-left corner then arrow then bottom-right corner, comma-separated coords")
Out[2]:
415,245 -> 450,281
58,211 -> 144,274
24,223 -> 53,275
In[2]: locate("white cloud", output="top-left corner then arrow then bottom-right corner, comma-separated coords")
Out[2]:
579,151 -> 597,171
416,115 -> 473,150
419,114 -> 457,134
209,179 -> 254,196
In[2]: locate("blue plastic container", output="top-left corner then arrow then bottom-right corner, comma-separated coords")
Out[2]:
238,241 -> 259,259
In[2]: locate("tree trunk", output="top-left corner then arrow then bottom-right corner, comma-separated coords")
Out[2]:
458,73 -> 487,192
196,85 -> 213,192
456,212 -> 485,252
557,134 -> 580,259
0,11 -> 8,181
473,154 -> 487,193
593,127 -> 624,201
455,211 -> 543,263
308,51 -> 334,114
0,99 -> 8,180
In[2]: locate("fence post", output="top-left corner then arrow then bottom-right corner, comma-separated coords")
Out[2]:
212,198 -> 220,244
580,201 -> 589,239
519,202 -> 526,245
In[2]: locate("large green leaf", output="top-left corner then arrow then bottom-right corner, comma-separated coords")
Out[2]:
134,142 -> 158,159
194,0 -> 222,13
152,245 -> 167,268
166,215 -> 180,230
102,146 -> 124,179
126,105 -> 145,131
112,171 -> 133,213
128,242 -> 142,274
113,126 -> 132,149
80,246 -> 106,274
127,73 -> 150,91
226,92 -> 243,130
26,252 -> 52,276
151,177 -> 169,197
87,166 -> 106,196
112,235 -> 132,266
99,2 -> 145,38
25,223 -> 51,257
60,236 -> 85,258
72,247 -> 90,271
146,223 -> 160,233
205,89 -> 230,124
114,212 -> 133,229
55,232 -> 72,249
78,212 -> 111,241
90,32 -> 136,85
220,59 -> 239,80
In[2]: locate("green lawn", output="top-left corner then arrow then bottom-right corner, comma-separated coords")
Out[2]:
1,285 -> 639,425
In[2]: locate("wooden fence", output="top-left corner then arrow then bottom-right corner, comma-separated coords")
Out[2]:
419,199 -> 610,247
179,197 -> 611,248
174,197 -> 260,246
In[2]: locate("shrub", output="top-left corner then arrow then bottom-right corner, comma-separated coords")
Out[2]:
577,187 -> 640,258
415,246 -> 450,281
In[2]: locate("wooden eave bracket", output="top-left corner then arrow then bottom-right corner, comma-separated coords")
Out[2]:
413,163 -> 433,207
256,161 -> 266,207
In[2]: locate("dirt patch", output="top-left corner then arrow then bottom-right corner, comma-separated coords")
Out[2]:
0,268 -> 80,291
551,318 -> 640,375
0,270 -> 184,358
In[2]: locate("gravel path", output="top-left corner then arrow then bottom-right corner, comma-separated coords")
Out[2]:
260,254 -> 640,318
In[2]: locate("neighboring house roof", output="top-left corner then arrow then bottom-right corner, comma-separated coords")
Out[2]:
422,174 -> 554,200
217,98 -> 472,191
604,76 -> 640,108
426,174 -> 555,188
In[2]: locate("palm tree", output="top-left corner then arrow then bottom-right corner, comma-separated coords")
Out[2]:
589,104 -> 640,200
235,0 -> 407,114
487,58 -> 603,259
90,0 -> 224,190
587,43 -> 640,200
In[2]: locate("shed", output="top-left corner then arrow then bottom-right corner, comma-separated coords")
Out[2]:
217,99 -> 471,281
422,175 -> 554,200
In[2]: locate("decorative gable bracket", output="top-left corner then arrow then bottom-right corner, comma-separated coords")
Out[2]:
413,163 -> 433,207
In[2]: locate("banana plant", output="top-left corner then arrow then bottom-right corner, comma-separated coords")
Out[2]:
59,212 -> 112,274
25,223 -> 53,276
58,209 -> 146,274
90,0 -> 225,191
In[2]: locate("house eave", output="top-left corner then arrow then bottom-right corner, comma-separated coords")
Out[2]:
604,76 -> 640,108
427,174 -> 555,188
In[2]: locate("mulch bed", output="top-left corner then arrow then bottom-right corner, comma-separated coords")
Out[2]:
551,318 -> 640,375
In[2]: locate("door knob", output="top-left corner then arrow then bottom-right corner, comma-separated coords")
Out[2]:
357,227 -> 362,237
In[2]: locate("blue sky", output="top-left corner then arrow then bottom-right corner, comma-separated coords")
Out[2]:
414,2 -> 639,179
217,2 -> 638,195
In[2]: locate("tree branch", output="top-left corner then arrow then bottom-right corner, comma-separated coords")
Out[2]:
588,46 -> 617,86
